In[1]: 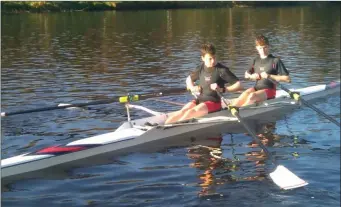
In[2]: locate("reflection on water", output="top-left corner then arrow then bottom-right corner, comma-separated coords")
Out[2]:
1,5 -> 340,207
2,7 -> 340,108
186,123 -> 281,197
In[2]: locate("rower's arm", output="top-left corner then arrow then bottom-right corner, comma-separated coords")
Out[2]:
186,75 -> 196,90
269,74 -> 291,83
270,58 -> 291,83
225,81 -> 243,92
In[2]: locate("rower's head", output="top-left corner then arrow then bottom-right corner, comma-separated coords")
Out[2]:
201,43 -> 217,68
255,35 -> 270,58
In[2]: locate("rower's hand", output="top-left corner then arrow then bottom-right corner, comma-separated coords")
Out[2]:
189,85 -> 202,94
260,72 -> 269,79
210,83 -> 224,93
210,83 -> 218,91
249,73 -> 261,81
245,72 -> 252,79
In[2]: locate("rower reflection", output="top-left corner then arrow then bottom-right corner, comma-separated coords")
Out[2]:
187,136 -> 226,197
187,122 -> 280,197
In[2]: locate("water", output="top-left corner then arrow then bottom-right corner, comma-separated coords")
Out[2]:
1,5 -> 340,207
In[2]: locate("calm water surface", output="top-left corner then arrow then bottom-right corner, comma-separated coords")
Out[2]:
1,5 -> 340,207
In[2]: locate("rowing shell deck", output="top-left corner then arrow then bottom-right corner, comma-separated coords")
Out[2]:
1,81 -> 340,179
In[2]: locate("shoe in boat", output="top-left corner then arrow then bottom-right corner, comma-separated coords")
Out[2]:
144,122 -> 159,127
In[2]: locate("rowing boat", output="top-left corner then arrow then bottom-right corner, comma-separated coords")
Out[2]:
1,81 -> 340,181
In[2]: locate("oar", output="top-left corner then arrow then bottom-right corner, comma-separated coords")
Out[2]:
148,98 -> 185,106
269,79 -> 340,127
1,87 -> 188,117
216,90 -> 308,190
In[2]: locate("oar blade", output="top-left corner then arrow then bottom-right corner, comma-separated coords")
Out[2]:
269,165 -> 308,190
58,103 -> 82,110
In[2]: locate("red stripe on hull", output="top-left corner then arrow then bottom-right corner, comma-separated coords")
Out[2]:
36,146 -> 86,154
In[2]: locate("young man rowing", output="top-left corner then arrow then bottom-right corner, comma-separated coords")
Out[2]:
165,43 -> 242,124
232,35 -> 291,107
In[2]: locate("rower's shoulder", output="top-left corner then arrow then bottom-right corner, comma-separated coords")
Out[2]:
268,54 -> 281,62
215,62 -> 230,70
252,55 -> 260,63
194,63 -> 205,71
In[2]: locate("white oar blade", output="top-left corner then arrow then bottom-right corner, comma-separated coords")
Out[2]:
58,103 -> 78,110
269,165 -> 308,190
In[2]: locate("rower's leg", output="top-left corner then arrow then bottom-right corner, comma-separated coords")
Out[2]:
232,88 -> 255,107
165,102 -> 196,124
177,103 -> 208,122
221,98 -> 237,108
242,90 -> 267,106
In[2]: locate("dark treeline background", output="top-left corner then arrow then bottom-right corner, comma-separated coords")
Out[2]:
1,1 -> 338,13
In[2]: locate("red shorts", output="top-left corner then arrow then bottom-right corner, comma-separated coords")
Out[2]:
192,100 -> 221,113
253,86 -> 276,99
263,88 -> 276,99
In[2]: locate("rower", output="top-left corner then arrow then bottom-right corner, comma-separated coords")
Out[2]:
231,34 -> 291,107
165,43 -> 242,124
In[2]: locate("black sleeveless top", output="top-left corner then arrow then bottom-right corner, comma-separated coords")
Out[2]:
189,62 -> 239,103
247,54 -> 289,90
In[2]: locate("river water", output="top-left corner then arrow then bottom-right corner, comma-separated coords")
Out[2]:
1,5 -> 340,207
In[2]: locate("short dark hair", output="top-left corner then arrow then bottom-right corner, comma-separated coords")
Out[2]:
255,35 -> 269,46
200,43 -> 216,57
